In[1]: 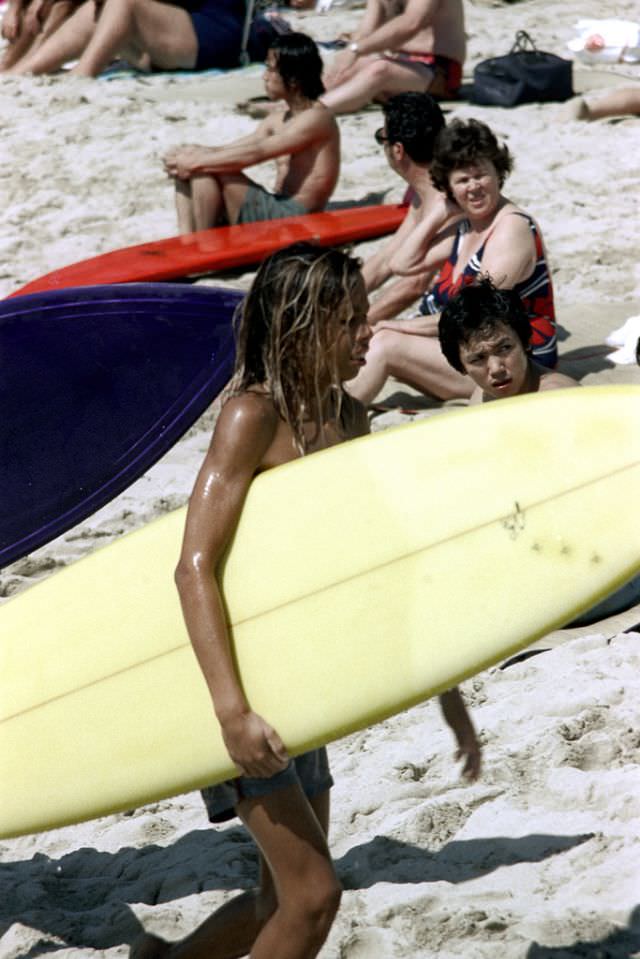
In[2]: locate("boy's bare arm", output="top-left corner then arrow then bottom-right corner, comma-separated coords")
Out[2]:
175,393 -> 290,778
438,686 -> 481,780
164,109 -> 334,179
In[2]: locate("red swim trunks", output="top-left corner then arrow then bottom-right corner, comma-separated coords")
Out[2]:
384,51 -> 463,98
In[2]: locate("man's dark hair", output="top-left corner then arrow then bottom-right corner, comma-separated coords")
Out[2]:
430,118 -> 514,200
270,32 -> 325,100
382,93 -> 446,164
438,277 -> 532,373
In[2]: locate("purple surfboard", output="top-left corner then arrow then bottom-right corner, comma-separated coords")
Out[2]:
0,283 -> 240,568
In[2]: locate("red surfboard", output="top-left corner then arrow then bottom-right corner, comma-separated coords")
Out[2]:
9,204 -> 407,298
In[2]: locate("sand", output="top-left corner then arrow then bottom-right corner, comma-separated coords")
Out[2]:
1,0 -> 640,955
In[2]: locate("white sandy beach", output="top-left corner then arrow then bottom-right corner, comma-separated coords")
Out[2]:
1,0 -> 640,955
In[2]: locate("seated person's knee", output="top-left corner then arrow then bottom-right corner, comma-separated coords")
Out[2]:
366,57 -> 395,86
370,327 -> 401,362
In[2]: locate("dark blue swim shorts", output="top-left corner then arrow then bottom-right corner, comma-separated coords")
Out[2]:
201,747 -> 333,822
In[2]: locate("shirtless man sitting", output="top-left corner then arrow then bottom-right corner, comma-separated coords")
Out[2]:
363,91 -> 455,324
321,0 -> 465,115
163,32 -> 340,234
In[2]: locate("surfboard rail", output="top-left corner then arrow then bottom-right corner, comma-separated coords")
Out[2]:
7,204 -> 407,298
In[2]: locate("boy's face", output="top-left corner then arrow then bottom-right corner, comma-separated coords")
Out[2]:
458,321 -> 529,399
264,51 -> 287,100
333,277 -> 371,382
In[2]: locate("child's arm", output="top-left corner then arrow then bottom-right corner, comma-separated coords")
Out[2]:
438,686 -> 481,780
175,392 -> 290,779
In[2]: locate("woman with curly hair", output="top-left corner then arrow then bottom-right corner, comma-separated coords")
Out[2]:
348,118 -> 558,404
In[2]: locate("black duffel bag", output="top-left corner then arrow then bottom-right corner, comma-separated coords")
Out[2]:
470,30 -> 573,107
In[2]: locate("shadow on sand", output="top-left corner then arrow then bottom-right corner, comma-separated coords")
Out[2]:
1,829 -> 596,954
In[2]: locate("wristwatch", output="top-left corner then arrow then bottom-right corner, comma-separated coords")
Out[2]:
348,41 -> 360,54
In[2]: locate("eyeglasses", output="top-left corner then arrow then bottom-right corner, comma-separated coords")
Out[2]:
374,128 -> 390,146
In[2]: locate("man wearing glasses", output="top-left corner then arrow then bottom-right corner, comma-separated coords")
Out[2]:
322,0 -> 465,115
363,92 -> 456,324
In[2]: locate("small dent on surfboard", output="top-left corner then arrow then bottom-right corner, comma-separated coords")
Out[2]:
501,501 -> 526,539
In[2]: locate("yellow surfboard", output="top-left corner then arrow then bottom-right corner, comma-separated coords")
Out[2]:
2,385 -> 639,838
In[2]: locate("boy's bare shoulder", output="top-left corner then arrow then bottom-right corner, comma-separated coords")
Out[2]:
216,390 -> 281,449
279,101 -> 339,138
538,369 -> 579,392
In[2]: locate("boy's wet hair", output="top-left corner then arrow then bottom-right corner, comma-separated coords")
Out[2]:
383,93 -> 445,164
430,118 -> 514,201
230,241 -> 363,450
438,277 -> 532,373
269,32 -> 325,100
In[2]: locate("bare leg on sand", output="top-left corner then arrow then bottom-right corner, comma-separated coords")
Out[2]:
347,325 -> 473,404
174,174 -> 251,232
8,0 -> 197,76
560,86 -> 640,121
130,788 -> 340,959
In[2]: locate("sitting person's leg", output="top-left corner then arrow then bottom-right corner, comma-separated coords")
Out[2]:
186,174 -> 229,231
70,0 -> 198,76
174,173 -> 310,234
8,0 -> 95,74
322,55 -> 449,114
562,86 -> 640,121
347,327 -> 473,404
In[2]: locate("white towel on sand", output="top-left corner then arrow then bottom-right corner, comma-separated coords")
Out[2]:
605,314 -> 640,364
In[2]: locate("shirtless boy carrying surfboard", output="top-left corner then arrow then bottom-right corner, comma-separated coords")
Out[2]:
163,33 -> 340,235
132,242 -> 480,959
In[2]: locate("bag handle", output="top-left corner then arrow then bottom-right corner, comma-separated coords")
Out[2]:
510,30 -> 538,54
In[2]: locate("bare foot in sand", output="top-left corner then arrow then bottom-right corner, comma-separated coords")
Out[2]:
558,95 -> 591,121
558,87 -> 640,122
130,933 -> 171,959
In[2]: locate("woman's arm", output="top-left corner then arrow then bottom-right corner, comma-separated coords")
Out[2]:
175,393 -> 290,778
481,211 -> 538,288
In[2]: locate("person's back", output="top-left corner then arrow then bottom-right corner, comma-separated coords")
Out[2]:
321,0 -> 466,114
270,101 -> 340,215
363,92 -> 454,324
398,0 -> 465,63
